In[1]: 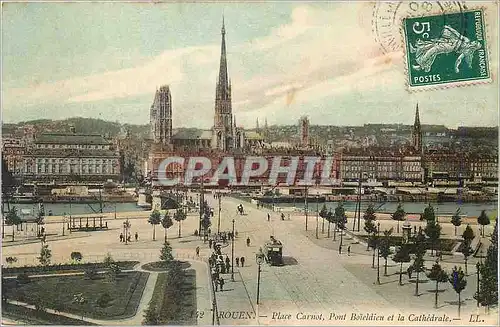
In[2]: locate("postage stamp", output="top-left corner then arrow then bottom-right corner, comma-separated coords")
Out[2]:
1,1 -> 499,326
403,9 -> 491,89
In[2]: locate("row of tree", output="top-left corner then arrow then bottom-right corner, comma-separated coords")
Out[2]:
148,209 -> 186,242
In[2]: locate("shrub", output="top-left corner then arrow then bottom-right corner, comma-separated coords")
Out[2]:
6,257 -> 18,264
96,292 -> 113,308
84,268 -> 98,280
70,252 -> 83,262
16,273 -> 30,284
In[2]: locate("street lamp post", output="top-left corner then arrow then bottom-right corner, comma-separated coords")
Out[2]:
217,193 -> 222,234
231,219 -> 235,281
376,222 -> 381,285
256,254 -> 264,305
476,262 -> 480,307
304,186 -> 308,231
315,194 -> 319,239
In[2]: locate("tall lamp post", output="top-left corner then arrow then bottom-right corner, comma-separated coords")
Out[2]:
217,193 -> 222,234
476,262 -> 480,307
256,253 -> 264,304
123,219 -> 130,245
315,194 -> 319,239
376,222 -> 381,285
304,186 -> 308,231
231,219 -> 235,281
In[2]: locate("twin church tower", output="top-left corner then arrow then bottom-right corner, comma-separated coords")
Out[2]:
150,17 -> 250,152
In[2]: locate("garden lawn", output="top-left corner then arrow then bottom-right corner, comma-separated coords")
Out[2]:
3,271 -> 149,320
2,302 -> 97,325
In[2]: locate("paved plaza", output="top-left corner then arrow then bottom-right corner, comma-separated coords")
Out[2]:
2,194 -> 497,326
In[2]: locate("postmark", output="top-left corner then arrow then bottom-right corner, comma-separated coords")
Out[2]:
372,1 -> 467,54
403,9 -> 490,89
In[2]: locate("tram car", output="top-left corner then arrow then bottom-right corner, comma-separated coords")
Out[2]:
263,236 -> 283,266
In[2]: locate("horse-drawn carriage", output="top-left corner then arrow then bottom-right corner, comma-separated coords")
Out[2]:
262,236 -> 283,266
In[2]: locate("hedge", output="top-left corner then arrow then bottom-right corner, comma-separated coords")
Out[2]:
2,261 -> 139,276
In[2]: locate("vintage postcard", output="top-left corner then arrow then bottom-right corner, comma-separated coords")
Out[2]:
1,1 -> 498,326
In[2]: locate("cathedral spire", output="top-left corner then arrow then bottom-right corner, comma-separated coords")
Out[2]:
218,15 -> 228,89
414,103 -> 421,127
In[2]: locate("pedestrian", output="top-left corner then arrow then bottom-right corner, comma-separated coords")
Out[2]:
119,233 -> 124,242
135,232 -> 138,241
339,245 -> 342,254
240,256 -> 245,267
225,256 -> 230,266
196,246 -> 200,257
347,245 -> 351,256
208,257 -> 213,267
209,239 -> 213,249
236,257 -> 240,267
246,237 -> 251,247
128,234 -> 131,242
281,213 -> 285,220
226,261 -> 230,273
267,213 -> 270,221
219,277 -> 225,291
208,228 -> 211,236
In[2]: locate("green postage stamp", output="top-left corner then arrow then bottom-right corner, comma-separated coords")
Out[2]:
403,9 -> 490,89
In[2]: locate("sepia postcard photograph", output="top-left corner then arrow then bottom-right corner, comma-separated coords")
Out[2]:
1,1 -> 499,326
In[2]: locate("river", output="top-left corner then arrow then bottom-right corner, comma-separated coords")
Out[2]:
280,201 -> 497,218
4,202 -> 143,216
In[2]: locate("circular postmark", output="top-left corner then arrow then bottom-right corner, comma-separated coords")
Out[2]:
372,1 -> 467,53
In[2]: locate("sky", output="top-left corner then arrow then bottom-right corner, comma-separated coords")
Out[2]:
2,1 -> 498,128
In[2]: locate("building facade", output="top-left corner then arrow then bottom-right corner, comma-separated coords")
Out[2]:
21,132 -> 120,182
2,137 -> 26,176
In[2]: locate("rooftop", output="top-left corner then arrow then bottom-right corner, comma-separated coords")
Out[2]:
35,133 -> 111,145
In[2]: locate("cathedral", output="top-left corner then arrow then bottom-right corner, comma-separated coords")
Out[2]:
149,18 -> 264,153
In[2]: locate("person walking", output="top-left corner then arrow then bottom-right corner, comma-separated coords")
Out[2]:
209,239 -> 213,249
236,257 -> 240,267
267,213 -> 270,222
225,261 -> 230,273
225,256 -> 230,266
240,256 -> 245,267
119,233 -> 124,242
219,277 -> 225,291
135,232 -> 138,242
347,245 -> 351,256
246,237 -> 251,247
196,246 -> 200,257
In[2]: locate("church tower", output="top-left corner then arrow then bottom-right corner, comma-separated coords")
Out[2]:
150,85 -> 172,145
212,16 -> 234,151
412,103 -> 422,154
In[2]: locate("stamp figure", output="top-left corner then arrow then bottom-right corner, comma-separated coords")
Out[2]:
403,10 -> 490,89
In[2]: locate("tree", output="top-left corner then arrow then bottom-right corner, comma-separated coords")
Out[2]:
485,219 -> 498,276
460,241 -> 473,275
393,245 -> 411,286
38,243 -> 52,265
477,210 -> 490,237
379,228 -> 393,276
462,224 -> 475,244
143,305 -> 160,325
70,252 -> 83,262
5,207 -> 21,241
427,261 -> 448,308
161,212 -> 174,243
363,205 -> 377,251
451,208 -> 462,236
448,266 -> 467,317
103,253 -> 114,267
201,212 -> 212,238
319,204 -> 328,233
107,263 -> 121,283
334,203 -> 346,242
174,208 -> 187,238
410,250 -> 426,296
148,210 -> 161,241
424,219 -> 442,256
160,241 -> 174,266
391,203 -> 406,234
421,203 -> 436,222
326,209 -> 333,238
475,263 -> 498,312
